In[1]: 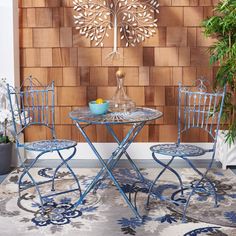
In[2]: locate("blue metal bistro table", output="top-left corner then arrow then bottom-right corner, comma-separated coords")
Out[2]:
69,107 -> 162,219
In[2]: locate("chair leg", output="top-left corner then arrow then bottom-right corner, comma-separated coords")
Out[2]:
181,177 -> 206,223
146,155 -> 175,208
181,157 -> 218,223
20,169 -> 45,208
133,182 -> 147,213
129,180 -> 143,203
152,153 -> 184,196
182,157 -> 218,207
18,151 -> 46,191
51,148 -> 81,196
18,150 -> 48,209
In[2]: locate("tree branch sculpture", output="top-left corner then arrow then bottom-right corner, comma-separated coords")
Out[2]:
73,0 -> 159,59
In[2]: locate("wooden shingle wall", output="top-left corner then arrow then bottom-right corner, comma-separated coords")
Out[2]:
19,0 -> 219,143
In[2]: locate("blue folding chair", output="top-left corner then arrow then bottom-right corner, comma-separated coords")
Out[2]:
147,79 -> 226,222
7,76 -> 81,209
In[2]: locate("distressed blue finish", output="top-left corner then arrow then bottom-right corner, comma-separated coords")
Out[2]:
148,79 -> 226,222
24,139 -> 77,152
69,107 -> 161,124
7,76 -> 81,210
70,107 -> 162,220
150,144 -> 205,157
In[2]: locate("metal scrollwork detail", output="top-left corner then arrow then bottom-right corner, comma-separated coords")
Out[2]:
196,77 -> 208,92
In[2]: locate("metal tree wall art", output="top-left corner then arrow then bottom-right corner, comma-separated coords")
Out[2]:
73,0 -> 159,59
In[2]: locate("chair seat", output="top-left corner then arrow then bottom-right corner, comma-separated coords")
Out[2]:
150,143 -> 206,157
24,139 -> 77,152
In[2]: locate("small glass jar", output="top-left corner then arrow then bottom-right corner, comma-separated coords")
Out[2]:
109,70 -> 136,113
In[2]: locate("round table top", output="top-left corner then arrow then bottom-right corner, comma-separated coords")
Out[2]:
69,107 -> 162,125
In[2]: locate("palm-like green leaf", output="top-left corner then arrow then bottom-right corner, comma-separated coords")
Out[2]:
202,0 -> 236,144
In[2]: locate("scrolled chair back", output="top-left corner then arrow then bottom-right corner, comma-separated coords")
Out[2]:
177,78 -> 226,145
7,76 -> 56,145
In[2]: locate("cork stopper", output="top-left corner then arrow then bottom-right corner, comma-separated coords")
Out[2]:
116,70 -> 125,78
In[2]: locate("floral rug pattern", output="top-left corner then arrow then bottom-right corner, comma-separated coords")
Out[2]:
0,167 -> 236,236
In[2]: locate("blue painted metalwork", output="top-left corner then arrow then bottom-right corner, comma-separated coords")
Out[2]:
24,139 -> 77,152
150,143 -> 206,157
7,76 -> 81,210
148,79 -> 226,222
69,107 -> 160,124
70,107 -> 162,220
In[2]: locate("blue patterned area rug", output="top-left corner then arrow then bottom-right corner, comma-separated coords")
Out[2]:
0,167 -> 236,236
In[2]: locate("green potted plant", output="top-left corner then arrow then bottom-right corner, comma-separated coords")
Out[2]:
0,78 -> 14,175
202,0 -> 236,168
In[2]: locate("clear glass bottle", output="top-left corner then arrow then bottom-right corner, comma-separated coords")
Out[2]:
109,70 -> 136,113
